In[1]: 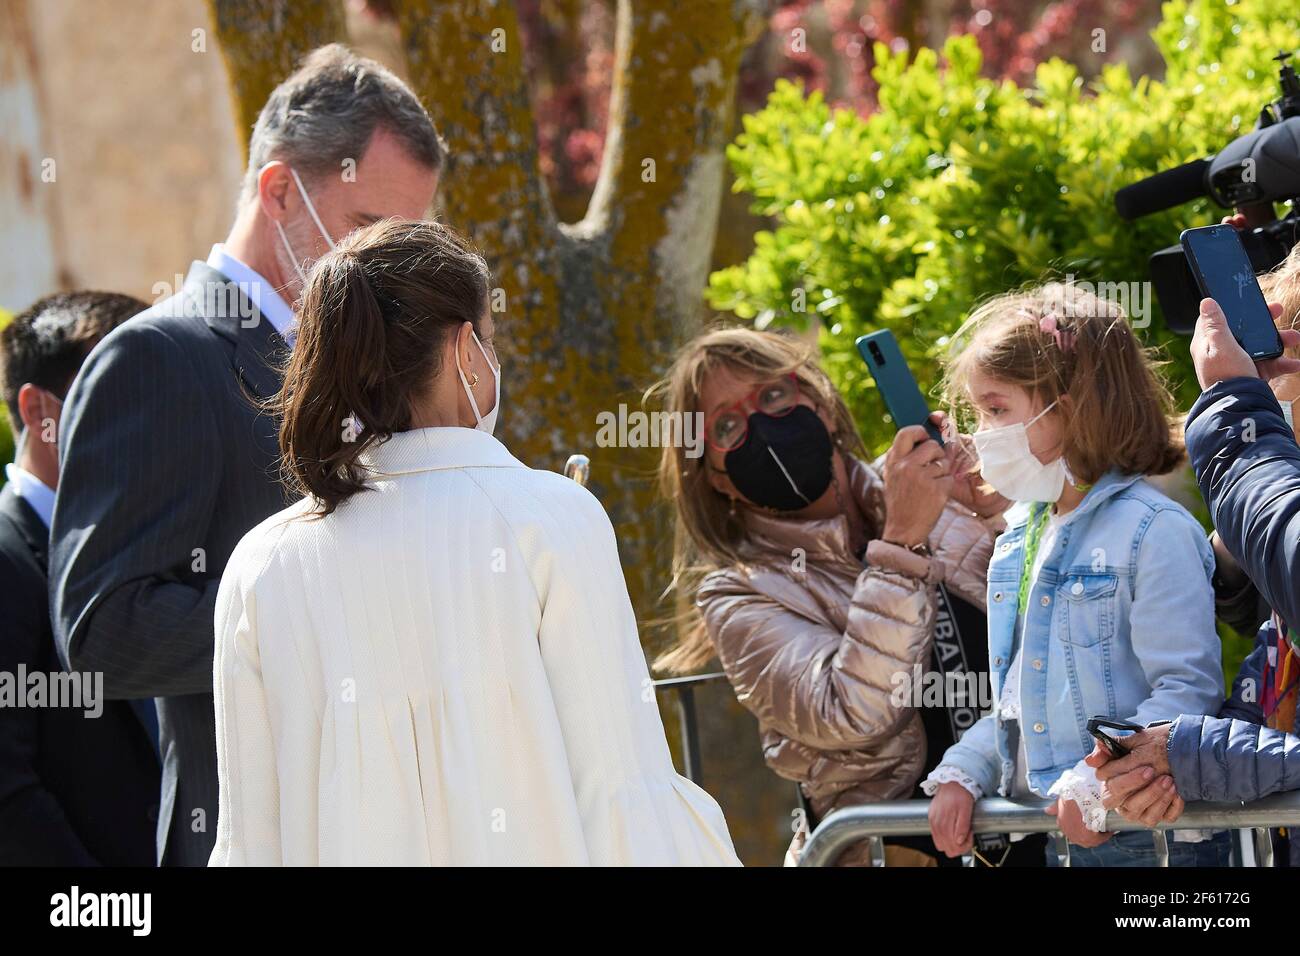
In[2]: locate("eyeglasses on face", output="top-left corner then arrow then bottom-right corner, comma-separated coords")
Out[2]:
705,374 -> 802,452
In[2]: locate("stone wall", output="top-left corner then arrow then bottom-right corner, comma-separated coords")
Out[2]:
1,0 -> 241,309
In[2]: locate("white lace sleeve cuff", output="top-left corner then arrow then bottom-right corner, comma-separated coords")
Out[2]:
1048,761 -> 1107,832
922,765 -> 983,800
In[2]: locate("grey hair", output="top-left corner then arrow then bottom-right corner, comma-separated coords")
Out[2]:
240,43 -> 445,205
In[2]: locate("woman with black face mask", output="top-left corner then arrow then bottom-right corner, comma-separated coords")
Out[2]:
652,327 -> 1038,867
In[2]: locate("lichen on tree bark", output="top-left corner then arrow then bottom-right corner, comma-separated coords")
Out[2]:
205,0 -> 346,142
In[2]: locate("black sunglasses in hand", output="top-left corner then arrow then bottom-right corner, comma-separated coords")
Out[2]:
1086,716 -> 1145,759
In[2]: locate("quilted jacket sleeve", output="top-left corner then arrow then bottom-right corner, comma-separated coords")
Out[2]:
1186,376 -> 1300,629
1167,713 -> 1300,802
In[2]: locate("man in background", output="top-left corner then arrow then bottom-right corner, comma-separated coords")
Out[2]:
0,291 -> 160,866
49,44 -> 443,866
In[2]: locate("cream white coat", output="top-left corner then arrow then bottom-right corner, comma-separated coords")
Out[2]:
208,426 -> 738,866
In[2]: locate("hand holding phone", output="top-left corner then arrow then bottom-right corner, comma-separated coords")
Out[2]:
1190,296 -> 1300,390
856,330 -> 944,445
1181,223 -> 1283,361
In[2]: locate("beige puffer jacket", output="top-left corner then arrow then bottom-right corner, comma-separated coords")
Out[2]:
697,456 -> 997,828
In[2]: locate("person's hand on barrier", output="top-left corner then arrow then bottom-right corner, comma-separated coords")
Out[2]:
1099,769 -> 1186,827
938,412 -> 1010,520
1045,797 -> 1113,847
1087,725 -> 1186,826
1191,297 -> 1300,389
928,781 -> 975,857
881,423 -> 952,548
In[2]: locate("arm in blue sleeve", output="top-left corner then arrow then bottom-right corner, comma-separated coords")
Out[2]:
1167,713 -> 1300,802
1186,377 -> 1300,628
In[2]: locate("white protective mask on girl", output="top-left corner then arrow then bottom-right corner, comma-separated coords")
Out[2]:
456,330 -> 501,435
973,400 -> 1066,503
274,167 -> 335,286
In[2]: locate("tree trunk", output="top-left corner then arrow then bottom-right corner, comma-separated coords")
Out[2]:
205,0 -> 346,143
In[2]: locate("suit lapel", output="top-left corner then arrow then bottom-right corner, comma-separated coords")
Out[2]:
233,305 -> 290,400
187,261 -> 289,399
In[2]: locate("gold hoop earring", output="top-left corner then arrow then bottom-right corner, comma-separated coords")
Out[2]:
469,372 -> 479,387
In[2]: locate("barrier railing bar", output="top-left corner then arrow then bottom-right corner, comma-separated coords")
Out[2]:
798,792 -> 1300,867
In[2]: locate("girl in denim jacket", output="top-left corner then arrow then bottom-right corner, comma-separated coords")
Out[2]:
924,283 -> 1229,867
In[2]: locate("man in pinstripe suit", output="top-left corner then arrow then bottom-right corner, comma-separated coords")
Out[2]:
49,45 -> 443,866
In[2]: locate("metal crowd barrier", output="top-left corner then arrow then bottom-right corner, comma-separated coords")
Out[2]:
562,454 -> 591,487
798,791 -> 1300,867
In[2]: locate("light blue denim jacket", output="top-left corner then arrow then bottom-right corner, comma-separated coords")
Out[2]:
938,470 -> 1224,797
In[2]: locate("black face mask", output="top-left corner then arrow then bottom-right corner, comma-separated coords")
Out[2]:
724,405 -> 834,512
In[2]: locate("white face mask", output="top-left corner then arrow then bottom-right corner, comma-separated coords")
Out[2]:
273,167 -> 335,288
455,330 -> 501,435
973,400 -> 1066,503
1280,398 -> 1295,432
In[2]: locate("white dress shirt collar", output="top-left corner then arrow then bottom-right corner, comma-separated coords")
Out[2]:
206,244 -> 296,344
4,463 -> 55,529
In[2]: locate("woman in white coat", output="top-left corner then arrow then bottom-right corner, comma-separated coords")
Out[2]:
208,219 -> 738,866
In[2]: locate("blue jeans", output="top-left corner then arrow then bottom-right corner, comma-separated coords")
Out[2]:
1045,829 -> 1233,867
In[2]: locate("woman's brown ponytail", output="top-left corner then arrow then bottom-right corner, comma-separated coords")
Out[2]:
277,218 -> 491,515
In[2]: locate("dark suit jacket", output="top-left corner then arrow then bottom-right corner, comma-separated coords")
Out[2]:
0,483 -> 159,865
50,261 -> 291,866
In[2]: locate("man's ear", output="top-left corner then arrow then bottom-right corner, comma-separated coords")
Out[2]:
15,383 -> 44,433
257,162 -> 294,221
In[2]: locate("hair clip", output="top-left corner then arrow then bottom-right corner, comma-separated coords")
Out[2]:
1039,313 -> 1076,353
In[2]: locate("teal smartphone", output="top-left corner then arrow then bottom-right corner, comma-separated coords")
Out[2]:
856,330 -> 943,445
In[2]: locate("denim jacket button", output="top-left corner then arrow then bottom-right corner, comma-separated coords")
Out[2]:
1033,722 -> 1045,733
993,591 -> 1004,602
993,656 -> 1003,666
1040,595 -> 1051,606
1032,659 -> 1043,670
1071,580 -> 1084,595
